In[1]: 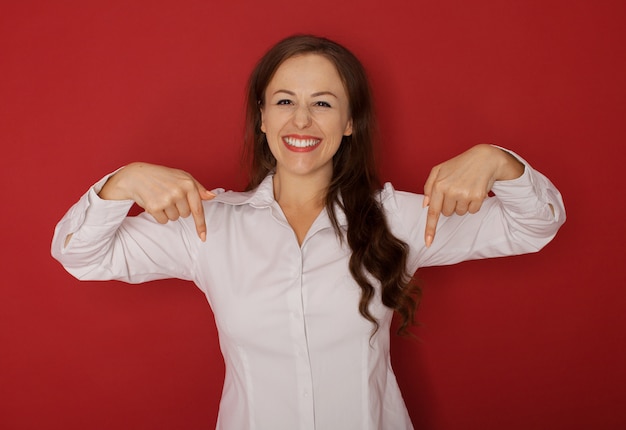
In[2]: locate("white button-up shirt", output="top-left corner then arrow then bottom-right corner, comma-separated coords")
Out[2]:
51,154 -> 565,429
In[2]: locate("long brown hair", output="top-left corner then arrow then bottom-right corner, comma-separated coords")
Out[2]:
243,34 -> 420,335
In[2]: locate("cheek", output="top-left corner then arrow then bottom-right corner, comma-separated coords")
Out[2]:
329,118 -> 351,140
261,110 -> 284,135
263,121 -> 282,154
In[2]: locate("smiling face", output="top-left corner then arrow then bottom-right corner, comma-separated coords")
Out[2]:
260,54 -> 353,181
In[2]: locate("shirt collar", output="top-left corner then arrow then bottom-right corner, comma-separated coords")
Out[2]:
210,174 -> 275,208
211,175 -> 348,226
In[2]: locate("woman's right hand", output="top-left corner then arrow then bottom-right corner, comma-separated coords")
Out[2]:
99,162 -> 215,241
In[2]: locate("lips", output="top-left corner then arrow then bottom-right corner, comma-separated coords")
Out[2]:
282,135 -> 322,152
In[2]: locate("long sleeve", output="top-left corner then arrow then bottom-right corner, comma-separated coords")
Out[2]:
51,174 -> 199,283
382,151 -> 566,271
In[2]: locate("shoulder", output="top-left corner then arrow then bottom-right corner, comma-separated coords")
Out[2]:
379,182 -> 426,214
378,183 -> 428,242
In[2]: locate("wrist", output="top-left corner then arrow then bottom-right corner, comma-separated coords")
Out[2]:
493,147 -> 525,181
98,165 -> 136,201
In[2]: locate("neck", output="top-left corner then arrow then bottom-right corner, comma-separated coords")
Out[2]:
272,169 -> 331,210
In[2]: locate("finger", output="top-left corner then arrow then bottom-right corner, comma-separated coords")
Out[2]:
424,191 -> 444,247
422,166 -> 439,208
176,200 -> 191,218
151,211 -> 169,225
454,200 -> 470,216
195,180 -> 216,201
466,188 -> 488,214
441,195 -> 458,217
187,189 -> 207,241
163,206 -> 180,222
468,199 -> 483,214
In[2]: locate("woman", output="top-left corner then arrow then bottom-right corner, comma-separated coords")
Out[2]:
52,35 -> 565,429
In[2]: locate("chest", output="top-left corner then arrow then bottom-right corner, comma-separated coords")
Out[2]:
192,204 -> 386,349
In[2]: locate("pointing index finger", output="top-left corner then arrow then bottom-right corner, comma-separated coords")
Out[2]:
424,191 -> 443,248
188,184 -> 210,242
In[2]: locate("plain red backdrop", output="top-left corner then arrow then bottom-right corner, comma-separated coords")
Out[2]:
2,0 -> 625,429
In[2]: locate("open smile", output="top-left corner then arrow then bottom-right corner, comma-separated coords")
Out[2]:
283,136 -> 322,152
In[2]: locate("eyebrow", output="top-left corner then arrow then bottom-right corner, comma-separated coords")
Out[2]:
272,89 -> 338,98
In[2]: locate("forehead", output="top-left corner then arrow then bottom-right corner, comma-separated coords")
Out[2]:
267,53 -> 346,93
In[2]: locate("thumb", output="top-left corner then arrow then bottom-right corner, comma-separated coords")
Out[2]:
195,181 -> 216,200
202,189 -> 217,200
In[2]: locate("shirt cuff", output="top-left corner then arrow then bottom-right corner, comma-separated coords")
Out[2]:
491,148 -> 562,221
59,171 -> 135,249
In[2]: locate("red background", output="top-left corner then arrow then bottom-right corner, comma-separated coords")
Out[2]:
2,1 -> 625,429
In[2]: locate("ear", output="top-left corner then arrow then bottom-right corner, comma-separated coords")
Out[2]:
343,118 -> 353,136
260,108 -> 267,134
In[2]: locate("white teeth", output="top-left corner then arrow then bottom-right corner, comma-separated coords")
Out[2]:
284,137 -> 320,148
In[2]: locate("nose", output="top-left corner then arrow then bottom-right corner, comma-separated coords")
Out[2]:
293,105 -> 312,129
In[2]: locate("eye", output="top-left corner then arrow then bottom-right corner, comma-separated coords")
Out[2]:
277,99 -> 293,105
314,101 -> 332,108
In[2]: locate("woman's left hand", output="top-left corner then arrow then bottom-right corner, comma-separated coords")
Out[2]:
422,144 -> 525,247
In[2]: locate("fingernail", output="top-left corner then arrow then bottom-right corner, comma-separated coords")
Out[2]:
423,196 -> 430,208
425,235 -> 433,248
200,231 -> 206,242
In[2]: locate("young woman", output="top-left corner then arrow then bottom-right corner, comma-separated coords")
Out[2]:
52,35 -> 565,429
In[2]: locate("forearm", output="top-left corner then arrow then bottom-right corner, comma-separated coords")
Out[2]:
51,173 -> 198,283
429,160 -> 565,265
51,176 -> 135,280
386,151 -> 565,269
